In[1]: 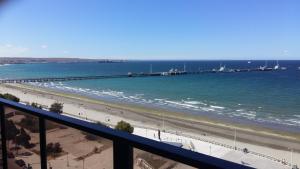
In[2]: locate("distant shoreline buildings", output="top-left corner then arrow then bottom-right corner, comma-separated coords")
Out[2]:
0,57 -> 126,65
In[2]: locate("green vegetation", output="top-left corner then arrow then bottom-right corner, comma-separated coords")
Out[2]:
46,142 -> 63,156
5,119 -> 34,148
115,120 -> 134,133
31,102 -> 43,109
15,128 -> 32,148
18,116 -> 39,133
5,119 -> 20,140
49,102 -> 63,114
18,115 -> 59,133
0,93 -> 20,102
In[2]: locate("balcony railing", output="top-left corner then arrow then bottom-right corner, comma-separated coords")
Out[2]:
0,98 -> 252,169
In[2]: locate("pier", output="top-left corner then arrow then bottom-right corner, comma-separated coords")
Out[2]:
0,67 -> 285,84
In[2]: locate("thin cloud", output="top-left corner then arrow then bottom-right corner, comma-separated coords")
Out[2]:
5,44 -> 12,48
41,45 -> 48,49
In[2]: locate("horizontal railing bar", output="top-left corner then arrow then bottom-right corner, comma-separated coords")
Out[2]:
0,98 -> 252,169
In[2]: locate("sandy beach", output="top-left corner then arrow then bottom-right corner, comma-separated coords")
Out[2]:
1,83 -> 299,168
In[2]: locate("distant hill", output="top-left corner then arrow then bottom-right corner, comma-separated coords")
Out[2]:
0,57 -> 125,64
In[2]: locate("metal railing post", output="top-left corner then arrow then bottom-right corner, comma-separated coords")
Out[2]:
113,139 -> 133,169
0,104 -> 7,169
39,117 -> 47,169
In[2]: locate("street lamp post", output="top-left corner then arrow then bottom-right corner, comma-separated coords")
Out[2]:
234,128 -> 237,150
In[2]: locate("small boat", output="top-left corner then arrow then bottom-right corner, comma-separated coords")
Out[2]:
218,64 -> 226,72
167,68 -> 182,75
298,67 -> 300,70
128,72 -> 133,77
161,72 -> 168,76
274,60 -> 280,70
259,60 -> 268,71
259,66 -> 267,71
247,61 -> 251,64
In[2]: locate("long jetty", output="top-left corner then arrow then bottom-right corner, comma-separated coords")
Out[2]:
0,73 -> 162,84
0,67 -> 283,84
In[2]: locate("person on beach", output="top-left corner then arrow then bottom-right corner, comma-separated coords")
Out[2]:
158,129 -> 161,140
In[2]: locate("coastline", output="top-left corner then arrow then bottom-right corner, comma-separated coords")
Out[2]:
0,83 -> 300,167
5,83 -> 300,142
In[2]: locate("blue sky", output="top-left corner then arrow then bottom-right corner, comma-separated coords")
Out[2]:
0,0 -> 299,60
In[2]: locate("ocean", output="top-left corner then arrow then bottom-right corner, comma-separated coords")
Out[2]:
1,60 -> 300,132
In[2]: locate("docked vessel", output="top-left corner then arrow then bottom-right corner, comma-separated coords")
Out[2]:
218,64 -> 226,72
274,60 -> 280,70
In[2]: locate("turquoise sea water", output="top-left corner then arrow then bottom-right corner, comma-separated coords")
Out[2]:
1,60 -> 300,132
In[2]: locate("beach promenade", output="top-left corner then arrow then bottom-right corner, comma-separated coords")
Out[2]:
0,83 -> 299,169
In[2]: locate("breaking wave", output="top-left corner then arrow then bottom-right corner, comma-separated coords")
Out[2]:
28,81 -> 300,128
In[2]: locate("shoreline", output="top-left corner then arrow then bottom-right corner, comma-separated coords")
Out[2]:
27,78 -> 300,135
3,83 -> 300,144
1,83 -> 300,167
7,83 -> 300,143
42,84 -> 300,135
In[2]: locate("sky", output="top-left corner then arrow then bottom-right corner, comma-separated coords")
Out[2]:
0,0 -> 299,60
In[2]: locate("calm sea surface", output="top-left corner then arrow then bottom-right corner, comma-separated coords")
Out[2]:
1,60 -> 300,132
